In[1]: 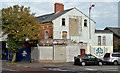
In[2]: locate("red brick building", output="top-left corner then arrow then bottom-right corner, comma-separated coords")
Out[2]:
36,3 -> 65,39
40,23 -> 53,39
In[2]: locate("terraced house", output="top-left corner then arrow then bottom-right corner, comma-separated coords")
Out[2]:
31,3 -> 113,62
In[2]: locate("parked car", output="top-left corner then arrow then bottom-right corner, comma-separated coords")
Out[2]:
103,53 -> 120,65
74,54 -> 103,66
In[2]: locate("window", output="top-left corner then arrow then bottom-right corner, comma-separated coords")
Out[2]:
104,53 -> 110,58
45,31 -> 49,39
90,56 -> 96,59
62,18 -> 65,26
98,36 -> 101,45
88,55 -> 96,59
112,54 -> 120,57
84,19 -> 87,27
62,31 -> 67,39
103,36 -> 106,45
81,55 -> 88,59
112,54 -> 118,57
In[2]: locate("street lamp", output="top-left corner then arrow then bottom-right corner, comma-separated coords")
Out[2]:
89,4 -> 95,54
89,4 -> 95,39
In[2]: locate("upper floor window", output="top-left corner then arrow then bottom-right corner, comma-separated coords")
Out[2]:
103,36 -> 106,45
98,36 -> 101,45
84,19 -> 87,27
62,18 -> 65,26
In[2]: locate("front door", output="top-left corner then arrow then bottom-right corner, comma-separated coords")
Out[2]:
80,49 -> 85,55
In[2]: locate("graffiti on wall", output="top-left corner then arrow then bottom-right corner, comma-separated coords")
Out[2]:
91,46 -> 108,58
94,47 -> 105,57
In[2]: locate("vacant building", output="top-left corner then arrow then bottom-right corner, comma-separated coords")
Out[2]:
31,3 -> 113,62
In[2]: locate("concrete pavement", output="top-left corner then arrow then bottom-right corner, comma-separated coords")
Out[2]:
2,60 -> 73,68
2,60 -> 74,72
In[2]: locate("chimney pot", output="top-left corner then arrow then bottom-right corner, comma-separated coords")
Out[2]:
54,3 -> 64,13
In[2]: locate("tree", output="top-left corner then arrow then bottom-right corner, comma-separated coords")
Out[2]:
1,5 -> 41,53
6,37 -> 23,53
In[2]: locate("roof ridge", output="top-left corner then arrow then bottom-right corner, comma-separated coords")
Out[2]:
106,27 -> 120,29
37,8 -> 74,17
95,30 -> 112,33
95,29 -> 108,31
53,8 -> 73,15
36,8 -> 74,23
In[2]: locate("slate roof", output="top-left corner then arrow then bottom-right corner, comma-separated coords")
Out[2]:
36,8 -> 96,23
36,8 -> 74,23
36,13 -> 54,23
95,29 -> 112,33
104,27 -> 120,37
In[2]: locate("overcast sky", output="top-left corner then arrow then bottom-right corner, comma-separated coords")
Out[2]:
1,1 -> 119,29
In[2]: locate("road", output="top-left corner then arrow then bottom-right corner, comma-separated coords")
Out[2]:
2,65 -> 120,73
2,68 -> 75,73
2,60 -> 120,73
42,65 -> 120,72
2,68 -> 17,71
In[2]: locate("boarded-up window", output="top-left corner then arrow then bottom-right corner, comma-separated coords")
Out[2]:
69,18 -> 79,36
62,18 -> 65,26
84,19 -> 87,27
62,31 -> 67,39
103,36 -> 106,45
98,36 -> 101,45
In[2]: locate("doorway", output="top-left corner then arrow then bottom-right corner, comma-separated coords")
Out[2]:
44,30 -> 49,39
62,31 -> 67,39
80,49 -> 85,55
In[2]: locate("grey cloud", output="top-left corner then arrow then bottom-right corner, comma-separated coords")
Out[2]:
1,2 -> 118,29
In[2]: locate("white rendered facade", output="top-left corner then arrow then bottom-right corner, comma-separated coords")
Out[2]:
52,8 -> 113,57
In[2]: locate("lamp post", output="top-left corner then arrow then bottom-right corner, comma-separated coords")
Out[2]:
89,4 -> 94,39
89,4 -> 95,54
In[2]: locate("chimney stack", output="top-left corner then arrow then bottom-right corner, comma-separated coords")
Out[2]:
54,3 -> 64,13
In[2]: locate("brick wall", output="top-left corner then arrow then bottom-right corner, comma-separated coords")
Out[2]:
40,23 -> 53,39
54,3 -> 64,13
